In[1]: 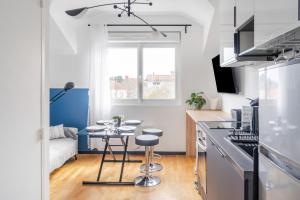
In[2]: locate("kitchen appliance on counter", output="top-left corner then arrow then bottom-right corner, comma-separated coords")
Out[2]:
231,109 -> 242,129
259,59 -> 300,200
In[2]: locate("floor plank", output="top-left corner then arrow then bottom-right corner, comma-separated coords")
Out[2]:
50,154 -> 202,200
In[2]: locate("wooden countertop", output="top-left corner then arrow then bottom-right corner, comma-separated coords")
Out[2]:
185,110 -> 231,156
186,110 -> 231,122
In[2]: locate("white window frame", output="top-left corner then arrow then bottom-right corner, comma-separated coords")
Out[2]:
107,42 -> 180,106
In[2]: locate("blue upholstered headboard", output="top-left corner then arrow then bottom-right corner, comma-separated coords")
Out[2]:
50,88 -> 89,131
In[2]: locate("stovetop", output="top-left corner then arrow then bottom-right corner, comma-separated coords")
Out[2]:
227,129 -> 259,158
203,121 -> 242,129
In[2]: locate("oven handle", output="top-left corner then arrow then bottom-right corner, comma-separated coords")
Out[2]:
208,137 -> 215,145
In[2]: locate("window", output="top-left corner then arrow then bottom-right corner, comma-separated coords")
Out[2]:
107,48 -> 138,100
143,48 -> 176,100
107,44 -> 177,104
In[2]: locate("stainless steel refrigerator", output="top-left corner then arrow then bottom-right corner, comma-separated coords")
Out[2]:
259,60 -> 300,200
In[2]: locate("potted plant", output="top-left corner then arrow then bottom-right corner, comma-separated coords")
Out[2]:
186,92 -> 207,110
112,116 -> 121,127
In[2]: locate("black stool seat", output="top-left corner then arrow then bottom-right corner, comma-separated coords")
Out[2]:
135,135 -> 159,146
142,128 -> 163,137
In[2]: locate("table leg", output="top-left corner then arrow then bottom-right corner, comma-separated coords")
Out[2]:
108,143 -> 116,160
96,137 -> 109,182
119,136 -> 129,182
121,137 -> 130,161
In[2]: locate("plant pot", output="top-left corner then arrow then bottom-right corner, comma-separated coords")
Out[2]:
194,105 -> 204,110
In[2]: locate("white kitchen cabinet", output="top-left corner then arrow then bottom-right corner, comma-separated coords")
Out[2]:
236,0 -> 254,27
219,0 -> 236,26
219,0 -> 236,65
219,25 -> 236,65
255,0 -> 300,46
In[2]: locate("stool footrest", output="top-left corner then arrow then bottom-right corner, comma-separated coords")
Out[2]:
104,159 -> 142,163
153,153 -> 161,159
83,181 -> 135,186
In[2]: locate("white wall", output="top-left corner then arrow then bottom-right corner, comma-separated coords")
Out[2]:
221,65 -> 259,113
49,13 -> 221,152
49,17 -> 90,88
0,1 -> 44,199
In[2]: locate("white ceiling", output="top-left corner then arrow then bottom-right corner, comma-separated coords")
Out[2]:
49,0 -> 216,53
51,0 -> 214,25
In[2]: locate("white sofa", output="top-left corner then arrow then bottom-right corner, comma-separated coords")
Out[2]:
49,127 -> 78,173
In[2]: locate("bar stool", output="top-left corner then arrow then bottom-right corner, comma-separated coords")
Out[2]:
135,135 -> 161,187
140,128 -> 163,172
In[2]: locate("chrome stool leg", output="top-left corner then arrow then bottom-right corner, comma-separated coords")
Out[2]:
140,146 -> 163,172
135,146 -> 160,187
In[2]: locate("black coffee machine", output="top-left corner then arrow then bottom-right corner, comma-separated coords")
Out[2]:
230,98 -> 259,134
248,98 -> 259,135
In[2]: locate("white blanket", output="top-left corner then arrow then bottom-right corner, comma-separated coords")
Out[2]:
49,138 -> 77,172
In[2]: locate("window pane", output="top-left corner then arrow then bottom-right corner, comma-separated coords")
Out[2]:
107,48 -> 138,100
143,48 -> 176,100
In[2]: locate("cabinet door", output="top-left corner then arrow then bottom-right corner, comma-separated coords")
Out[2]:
236,0 -> 254,27
206,138 -> 245,200
206,138 -> 223,200
255,0 -> 300,46
220,25 -> 236,65
220,0 -> 236,26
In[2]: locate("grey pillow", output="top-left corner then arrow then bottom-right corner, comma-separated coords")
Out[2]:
64,127 -> 78,140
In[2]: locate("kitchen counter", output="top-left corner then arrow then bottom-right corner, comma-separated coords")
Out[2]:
186,110 -> 231,122
205,126 -> 254,177
185,110 -> 231,156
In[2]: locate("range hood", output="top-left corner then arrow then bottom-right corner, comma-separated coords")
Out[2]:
221,55 -> 274,67
221,17 -> 277,67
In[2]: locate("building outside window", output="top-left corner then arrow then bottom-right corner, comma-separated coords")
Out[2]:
106,43 -> 178,104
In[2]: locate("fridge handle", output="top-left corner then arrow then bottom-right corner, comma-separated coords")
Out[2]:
260,145 -> 300,184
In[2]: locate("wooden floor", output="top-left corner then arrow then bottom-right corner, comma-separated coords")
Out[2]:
50,154 -> 202,200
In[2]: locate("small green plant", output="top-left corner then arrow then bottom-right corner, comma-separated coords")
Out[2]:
186,92 -> 206,110
112,116 -> 121,120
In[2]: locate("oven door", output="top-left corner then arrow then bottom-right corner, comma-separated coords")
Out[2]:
197,126 -> 207,152
197,141 -> 207,199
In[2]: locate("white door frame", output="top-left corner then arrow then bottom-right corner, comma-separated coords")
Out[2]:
41,0 -> 50,199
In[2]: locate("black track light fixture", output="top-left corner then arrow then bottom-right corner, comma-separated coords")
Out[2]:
65,1 -> 167,37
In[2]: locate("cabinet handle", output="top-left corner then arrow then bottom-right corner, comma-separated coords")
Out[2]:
216,146 -> 226,158
234,6 -> 237,27
298,0 -> 300,20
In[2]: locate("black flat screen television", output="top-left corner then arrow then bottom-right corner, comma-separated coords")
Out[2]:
212,55 -> 237,94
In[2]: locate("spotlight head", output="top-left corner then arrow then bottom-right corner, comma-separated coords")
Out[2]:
118,14 -> 122,17
113,5 -> 118,9
65,7 -> 87,16
149,2 -> 153,6
64,82 -> 75,91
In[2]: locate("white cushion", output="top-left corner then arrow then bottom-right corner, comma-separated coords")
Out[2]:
49,124 -> 65,140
